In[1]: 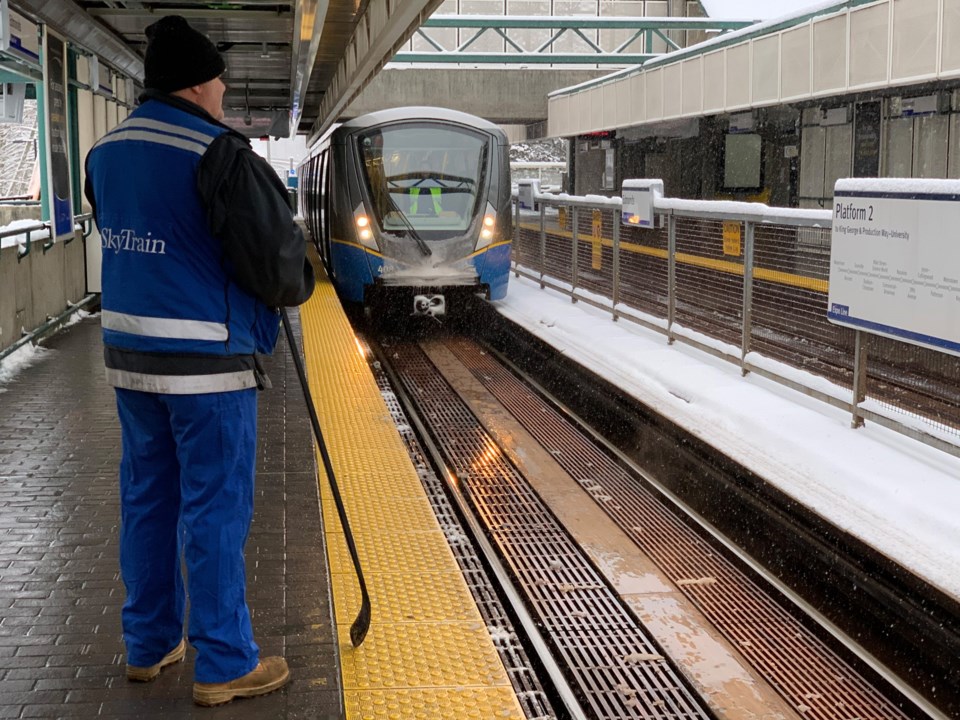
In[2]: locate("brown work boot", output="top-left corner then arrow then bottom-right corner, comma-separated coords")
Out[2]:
193,656 -> 290,707
126,638 -> 187,682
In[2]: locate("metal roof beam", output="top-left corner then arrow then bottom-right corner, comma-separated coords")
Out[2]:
289,0 -> 331,136
12,0 -> 145,79
87,8 -> 290,24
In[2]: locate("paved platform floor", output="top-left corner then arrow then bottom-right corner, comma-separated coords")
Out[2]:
0,313 -> 342,719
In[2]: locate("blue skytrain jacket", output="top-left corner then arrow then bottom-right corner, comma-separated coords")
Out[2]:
85,92 -> 314,394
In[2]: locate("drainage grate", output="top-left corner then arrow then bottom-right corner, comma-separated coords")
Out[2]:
388,340 -> 711,720
370,355 -> 557,720
446,335 -> 912,720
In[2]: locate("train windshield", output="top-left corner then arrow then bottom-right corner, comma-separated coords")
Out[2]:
357,123 -> 489,237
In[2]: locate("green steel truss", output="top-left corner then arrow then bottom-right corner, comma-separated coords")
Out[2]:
394,15 -> 753,65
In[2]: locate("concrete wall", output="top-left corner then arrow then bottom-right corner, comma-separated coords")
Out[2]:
344,68 -> 609,124
0,204 -> 42,226
0,233 -> 87,353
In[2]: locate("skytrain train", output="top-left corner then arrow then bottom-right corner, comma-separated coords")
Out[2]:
299,107 -> 512,318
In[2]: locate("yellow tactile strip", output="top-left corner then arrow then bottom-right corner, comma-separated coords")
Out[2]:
299,258 -> 525,719
345,688 -> 523,720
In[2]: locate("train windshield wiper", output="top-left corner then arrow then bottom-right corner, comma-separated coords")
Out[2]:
388,195 -> 432,257
380,176 -> 432,257
400,213 -> 432,257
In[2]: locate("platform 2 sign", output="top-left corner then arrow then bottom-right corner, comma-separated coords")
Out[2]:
827,179 -> 960,357
42,27 -> 74,242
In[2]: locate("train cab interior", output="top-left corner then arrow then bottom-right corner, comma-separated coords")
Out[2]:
358,126 -> 487,236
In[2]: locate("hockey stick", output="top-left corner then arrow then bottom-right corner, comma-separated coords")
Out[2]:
281,308 -> 370,647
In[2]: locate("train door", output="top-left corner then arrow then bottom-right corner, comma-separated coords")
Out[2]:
310,156 -> 320,246
313,151 -> 326,258
308,156 -> 320,244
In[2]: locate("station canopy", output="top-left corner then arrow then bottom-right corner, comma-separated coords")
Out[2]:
23,0 -> 366,137
698,0 -> 826,20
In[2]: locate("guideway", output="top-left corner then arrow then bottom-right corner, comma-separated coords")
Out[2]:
372,322 -> 950,720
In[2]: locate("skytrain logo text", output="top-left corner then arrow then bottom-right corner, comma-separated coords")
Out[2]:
100,227 -> 167,256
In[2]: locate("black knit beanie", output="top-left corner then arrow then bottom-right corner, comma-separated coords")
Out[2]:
143,15 -> 226,92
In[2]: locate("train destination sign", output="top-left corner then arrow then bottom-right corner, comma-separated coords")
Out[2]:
828,178 -> 960,357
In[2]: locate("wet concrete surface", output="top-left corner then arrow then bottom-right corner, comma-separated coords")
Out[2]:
0,313 -> 341,719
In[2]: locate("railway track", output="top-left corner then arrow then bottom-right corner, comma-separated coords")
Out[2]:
357,321 -> 949,720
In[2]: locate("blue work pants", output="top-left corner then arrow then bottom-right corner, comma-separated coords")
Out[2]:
115,387 -> 260,683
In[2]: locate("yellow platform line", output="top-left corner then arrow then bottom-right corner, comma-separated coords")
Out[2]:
298,255 -> 525,719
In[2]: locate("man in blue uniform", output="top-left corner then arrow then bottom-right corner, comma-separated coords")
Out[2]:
84,15 -> 314,707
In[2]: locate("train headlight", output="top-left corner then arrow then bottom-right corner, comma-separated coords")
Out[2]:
354,209 -> 378,250
476,210 -> 497,250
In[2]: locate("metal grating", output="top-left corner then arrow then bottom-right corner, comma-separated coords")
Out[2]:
541,208 -> 575,288
571,208 -> 616,301
369,358 -> 557,720
865,335 -> 960,439
514,212 -> 542,271
752,223 -> 960,438
752,224 -> 854,387
619,224 -> 670,318
446,335 -> 912,720
388,339 -> 711,720
673,217 -> 743,347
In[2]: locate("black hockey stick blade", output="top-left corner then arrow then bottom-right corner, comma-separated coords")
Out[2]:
281,309 -> 371,647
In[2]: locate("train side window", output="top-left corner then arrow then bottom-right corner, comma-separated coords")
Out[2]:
322,149 -> 332,257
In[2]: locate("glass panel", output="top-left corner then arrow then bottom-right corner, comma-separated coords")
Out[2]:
357,122 -> 489,237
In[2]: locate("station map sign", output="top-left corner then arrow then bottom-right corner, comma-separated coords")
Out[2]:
42,27 -> 74,242
828,178 -> 960,357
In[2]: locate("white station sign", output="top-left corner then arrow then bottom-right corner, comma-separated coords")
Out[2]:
828,178 -> 960,356
621,179 -> 663,227
0,2 -> 40,69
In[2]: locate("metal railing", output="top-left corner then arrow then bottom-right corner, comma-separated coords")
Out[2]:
0,212 -> 94,261
511,190 -> 960,459
0,211 -> 97,364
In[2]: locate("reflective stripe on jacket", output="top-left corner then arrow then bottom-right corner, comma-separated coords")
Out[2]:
86,98 -> 279,393
409,186 -> 442,214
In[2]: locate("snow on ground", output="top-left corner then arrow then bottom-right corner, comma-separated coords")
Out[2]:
0,310 -> 91,390
0,343 -> 51,389
494,275 -> 960,602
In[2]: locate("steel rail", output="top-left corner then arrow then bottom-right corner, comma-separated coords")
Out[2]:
372,338 -> 590,720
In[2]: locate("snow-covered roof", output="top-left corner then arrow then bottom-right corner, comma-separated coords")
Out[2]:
698,0 -> 825,20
